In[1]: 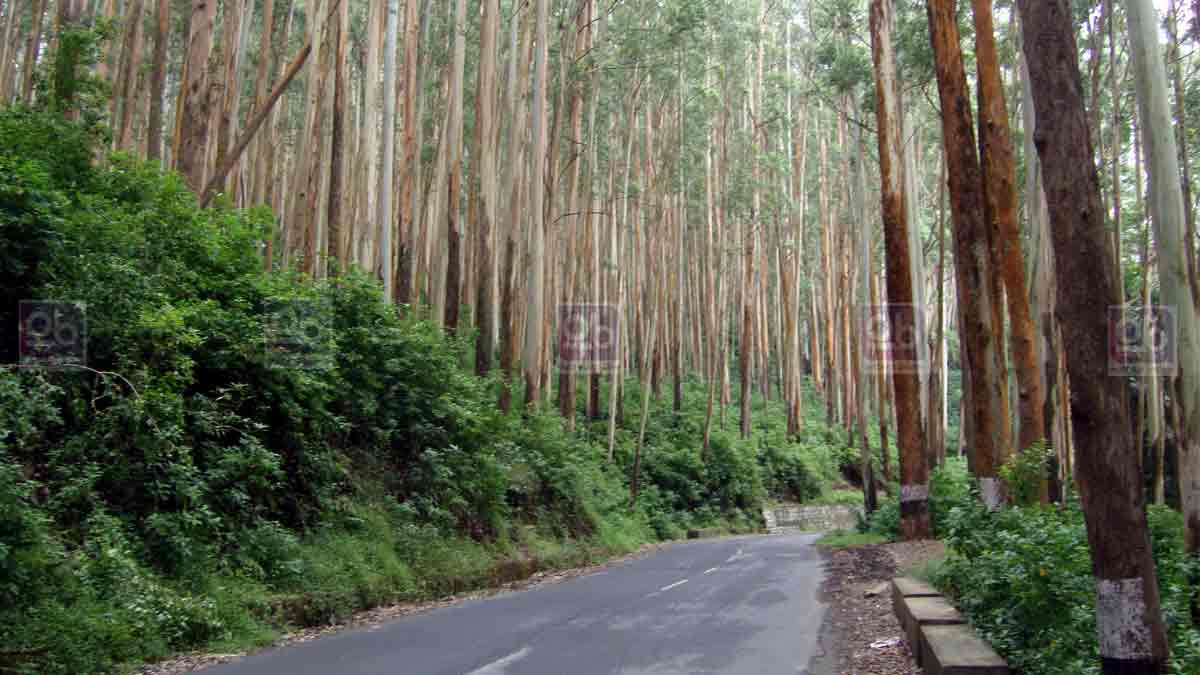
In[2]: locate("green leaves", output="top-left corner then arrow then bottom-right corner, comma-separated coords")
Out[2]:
998,440 -> 1054,506
934,501 -> 1200,675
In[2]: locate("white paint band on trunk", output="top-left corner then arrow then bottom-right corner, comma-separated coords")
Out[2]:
900,484 -> 929,503
1095,577 -> 1153,661
980,478 -> 1003,511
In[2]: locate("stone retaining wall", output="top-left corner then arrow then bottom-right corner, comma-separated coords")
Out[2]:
763,504 -> 863,533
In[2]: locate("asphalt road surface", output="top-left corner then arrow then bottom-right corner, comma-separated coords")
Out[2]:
203,533 -> 830,675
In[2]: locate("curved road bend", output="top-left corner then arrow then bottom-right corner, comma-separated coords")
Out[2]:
203,533 -> 829,675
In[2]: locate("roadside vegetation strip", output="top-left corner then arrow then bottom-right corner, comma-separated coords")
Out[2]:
135,540 -> 679,675
816,530 -> 889,547
857,458 -> 1200,674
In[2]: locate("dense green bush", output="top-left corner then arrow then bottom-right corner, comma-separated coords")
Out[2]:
932,500 -> 1200,675
760,441 -> 823,502
861,456 -> 973,539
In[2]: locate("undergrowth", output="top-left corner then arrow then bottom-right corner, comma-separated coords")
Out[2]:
932,500 -> 1200,675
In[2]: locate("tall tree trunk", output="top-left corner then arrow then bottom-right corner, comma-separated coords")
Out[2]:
853,102 -> 878,513
523,0 -> 549,406
0,0 -> 21,104
146,0 -> 169,162
214,0 -> 246,195
928,152 -> 948,467
972,0 -> 1045,466
299,0 -> 330,275
1018,1 -> 1171,671
378,0 -> 398,299
1020,36 -> 1062,499
259,0 -> 293,222
1107,0 -> 1125,291
1169,1 -> 1198,296
443,0 -> 466,331
178,0 -> 218,192
902,119 -> 930,455
474,0 -> 500,374
874,0 -> 929,538
926,0 -> 1009,509
396,0 -> 427,307
113,0 -> 146,150
1124,0 -> 1200,621
499,3 -> 531,411
250,0 -> 277,204
872,267 -> 893,483
21,0 -> 45,105
325,0 -> 348,274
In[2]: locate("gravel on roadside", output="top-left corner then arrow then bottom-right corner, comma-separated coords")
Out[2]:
816,539 -> 947,675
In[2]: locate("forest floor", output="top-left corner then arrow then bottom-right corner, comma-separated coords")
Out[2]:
818,539 -> 947,674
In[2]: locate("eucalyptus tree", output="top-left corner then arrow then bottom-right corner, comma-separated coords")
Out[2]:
871,0 -> 928,538
178,0 -> 218,192
443,0 -> 467,330
379,0 -> 398,300
925,0 -> 1010,509
523,0 -> 549,405
21,0 -> 45,103
970,0 -> 1044,468
327,0 -> 350,272
1018,0 -> 1170,670
146,0 -> 169,162
0,0 -> 19,102
112,0 -> 145,151
1124,0 -> 1200,596
473,0 -> 501,375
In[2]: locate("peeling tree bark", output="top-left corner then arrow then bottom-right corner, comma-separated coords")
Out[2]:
146,0 -> 169,162
523,0 -> 549,406
20,0 -> 45,105
177,0 -> 218,193
925,0 -> 1009,509
873,0 -> 928,538
1124,0 -> 1200,623
1017,0 -> 1170,671
971,0 -> 1045,465
326,0 -> 348,274
378,0 -> 398,300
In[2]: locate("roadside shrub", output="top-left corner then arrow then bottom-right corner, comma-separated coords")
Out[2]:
760,441 -> 822,502
998,441 -> 1055,506
929,457 -> 972,537
705,431 -> 766,516
933,501 -> 1200,675
860,458 -> 973,540
1,510 -> 228,675
862,498 -> 900,538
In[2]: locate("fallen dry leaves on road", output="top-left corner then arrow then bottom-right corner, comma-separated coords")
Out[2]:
818,539 -> 946,675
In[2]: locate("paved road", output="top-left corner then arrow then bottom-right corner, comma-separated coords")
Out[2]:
204,533 -> 829,675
